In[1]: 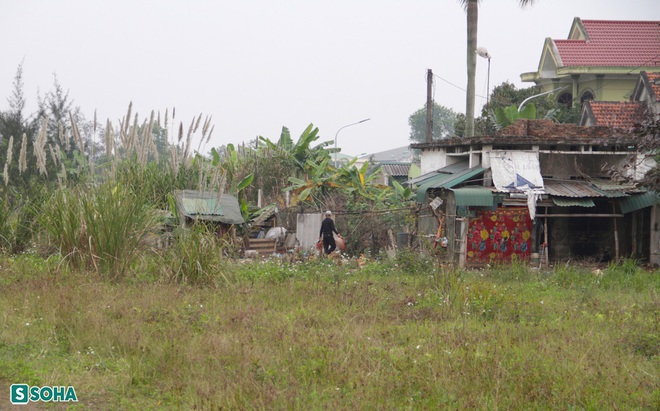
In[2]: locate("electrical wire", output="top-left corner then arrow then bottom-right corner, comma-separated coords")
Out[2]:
433,73 -> 487,99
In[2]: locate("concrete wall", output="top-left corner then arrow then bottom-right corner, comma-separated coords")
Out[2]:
419,148 -> 447,175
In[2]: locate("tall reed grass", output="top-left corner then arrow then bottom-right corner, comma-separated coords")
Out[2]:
164,225 -> 230,285
38,181 -> 161,279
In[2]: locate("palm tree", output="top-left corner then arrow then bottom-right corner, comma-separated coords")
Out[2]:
460,0 -> 536,137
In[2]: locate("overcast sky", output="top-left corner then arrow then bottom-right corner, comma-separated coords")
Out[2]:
1,0 -> 658,157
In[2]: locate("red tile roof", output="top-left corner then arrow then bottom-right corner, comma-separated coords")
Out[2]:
647,72 -> 660,100
555,20 -> 660,67
586,101 -> 647,128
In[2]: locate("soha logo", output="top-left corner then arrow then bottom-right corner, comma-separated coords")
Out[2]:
10,384 -> 78,404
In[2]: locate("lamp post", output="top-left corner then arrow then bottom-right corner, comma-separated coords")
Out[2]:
477,47 -> 491,109
334,118 -> 370,166
518,86 -> 568,112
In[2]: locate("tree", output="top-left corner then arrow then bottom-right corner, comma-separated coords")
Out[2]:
606,116 -> 660,192
487,81 -> 579,123
0,62 -> 39,187
460,0 -> 536,137
453,113 -> 495,137
35,74 -> 91,184
634,117 -> 660,191
408,103 -> 457,143
37,74 -> 85,151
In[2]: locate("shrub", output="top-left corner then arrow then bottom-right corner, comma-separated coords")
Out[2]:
164,225 -> 229,285
38,182 -> 161,279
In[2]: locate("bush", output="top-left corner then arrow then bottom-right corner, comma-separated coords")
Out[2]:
38,182 -> 161,279
164,225 -> 230,285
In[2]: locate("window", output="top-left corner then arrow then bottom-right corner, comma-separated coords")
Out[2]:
580,90 -> 594,105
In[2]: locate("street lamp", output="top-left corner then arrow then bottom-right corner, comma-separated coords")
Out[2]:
334,118 -> 370,166
477,47 -> 491,109
518,86 -> 568,112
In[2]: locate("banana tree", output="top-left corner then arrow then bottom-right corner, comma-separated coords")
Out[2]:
493,103 -> 536,129
284,157 -> 337,205
258,123 -> 333,171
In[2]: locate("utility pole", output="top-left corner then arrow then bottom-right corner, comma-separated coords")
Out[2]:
426,69 -> 433,144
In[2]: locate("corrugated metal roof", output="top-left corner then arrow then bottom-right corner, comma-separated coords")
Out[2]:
437,167 -> 486,189
416,167 -> 486,203
618,192 -> 659,214
452,187 -> 495,207
543,181 -> 605,197
552,197 -> 595,207
380,162 -> 411,177
438,161 -> 470,174
591,179 -> 645,196
406,160 -> 469,185
175,190 -> 244,224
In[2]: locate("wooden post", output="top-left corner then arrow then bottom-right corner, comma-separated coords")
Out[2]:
544,209 -> 549,266
631,212 -> 637,256
613,202 -> 619,260
426,69 -> 433,144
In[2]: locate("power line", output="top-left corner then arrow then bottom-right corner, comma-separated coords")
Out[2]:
433,74 -> 487,99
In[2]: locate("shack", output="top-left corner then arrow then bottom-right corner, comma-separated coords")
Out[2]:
411,120 -> 659,266
174,190 -> 244,237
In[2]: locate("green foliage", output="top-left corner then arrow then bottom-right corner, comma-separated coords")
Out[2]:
391,180 -> 413,201
453,113 -> 497,137
408,102 -> 457,142
392,248 -> 435,274
0,190 -> 43,253
38,182 -> 161,279
487,82 -> 554,118
164,225 -> 229,285
493,103 -> 537,129
0,258 -> 657,409
115,159 -> 196,210
285,158 -> 336,205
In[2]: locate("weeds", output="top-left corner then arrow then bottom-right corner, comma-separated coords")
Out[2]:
164,225 -> 228,285
0,257 -> 657,409
38,182 -> 161,279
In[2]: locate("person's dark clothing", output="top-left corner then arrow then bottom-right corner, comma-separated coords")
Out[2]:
320,217 -> 339,254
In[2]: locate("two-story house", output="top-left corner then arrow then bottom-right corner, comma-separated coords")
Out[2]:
520,18 -> 660,108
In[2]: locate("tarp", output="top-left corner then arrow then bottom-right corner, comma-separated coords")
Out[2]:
490,151 -> 544,219
490,151 -> 544,191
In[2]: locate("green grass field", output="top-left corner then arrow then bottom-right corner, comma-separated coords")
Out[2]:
0,253 -> 658,410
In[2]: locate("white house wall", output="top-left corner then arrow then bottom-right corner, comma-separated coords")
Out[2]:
419,149 -> 447,175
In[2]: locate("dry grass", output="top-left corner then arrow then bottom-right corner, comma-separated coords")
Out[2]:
0,255 -> 657,410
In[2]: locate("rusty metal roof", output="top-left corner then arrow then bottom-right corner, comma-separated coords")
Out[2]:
590,178 -> 644,196
543,181 -> 606,197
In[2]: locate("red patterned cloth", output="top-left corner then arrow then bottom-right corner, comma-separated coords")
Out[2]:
467,207 -> 532,263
